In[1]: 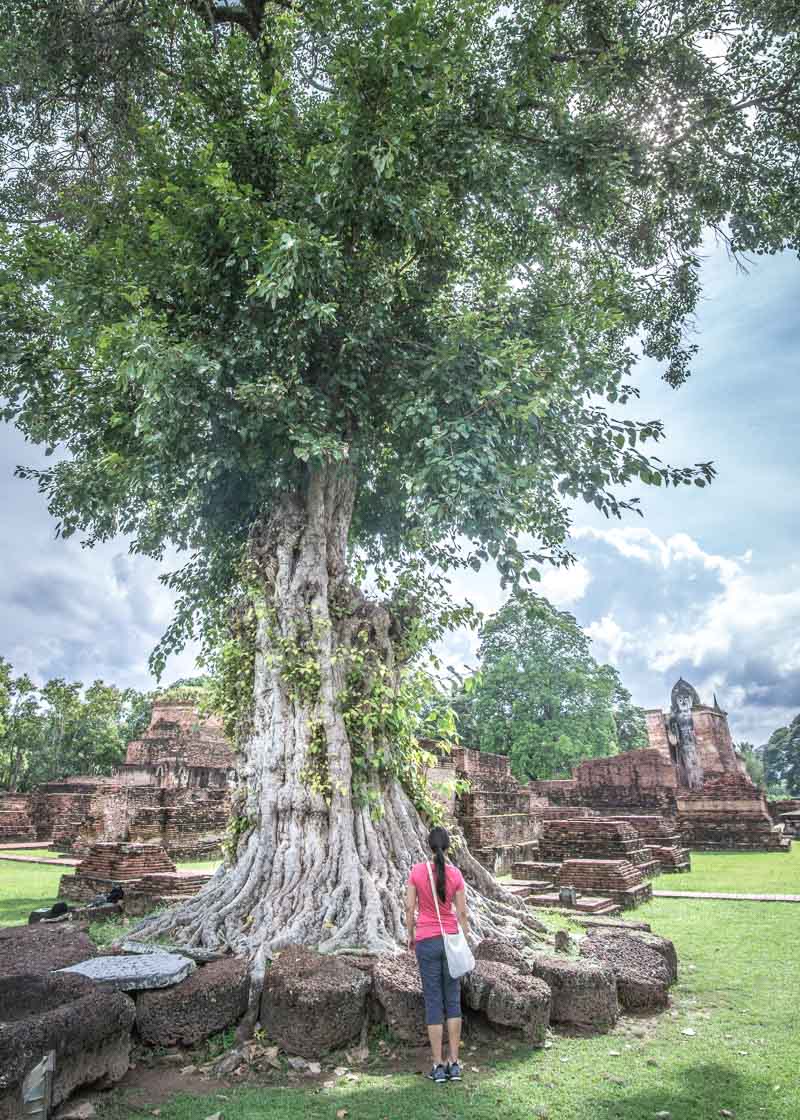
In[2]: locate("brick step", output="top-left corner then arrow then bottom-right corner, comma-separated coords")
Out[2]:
534,807 -> 598,820
77,842 -> 177,881
138,871 -> 211,897
539,843 -> 654,865
558,859 -> 645,892
525,893 -> 619,914
541,819 -> 642,841
507,879 -> 554,895
511,861 -> 561,881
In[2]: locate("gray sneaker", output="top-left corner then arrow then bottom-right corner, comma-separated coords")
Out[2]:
447,1061 -> 463,1081
428,1063 -> 447,1084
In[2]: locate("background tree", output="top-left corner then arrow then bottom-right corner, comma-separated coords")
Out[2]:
611,680 -> 648,754
0,659 -> 151,790
451,593 -> 644,779
1,0 -> 799,969
763,716 -> 800,797
734,740 -> 766,788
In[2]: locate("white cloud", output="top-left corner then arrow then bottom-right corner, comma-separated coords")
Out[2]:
584,614 -> 629,667
537,560 -> 591,607
573,524 -> 800,740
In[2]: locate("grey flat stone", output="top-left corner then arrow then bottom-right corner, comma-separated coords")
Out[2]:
57,952 -> 195,991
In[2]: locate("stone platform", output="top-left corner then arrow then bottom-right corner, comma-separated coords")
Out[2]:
538,819 -> 660,877
606,815 -> 691,872
677,774 -> 792,851
57,841 -> 212,907
557,859 -> 652,909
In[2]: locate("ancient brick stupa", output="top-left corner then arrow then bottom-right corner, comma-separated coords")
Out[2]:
529,678 -> 790,853
29,696 -> 236,860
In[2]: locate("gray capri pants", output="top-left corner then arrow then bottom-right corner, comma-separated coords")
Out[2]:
415,935 -> 462,1025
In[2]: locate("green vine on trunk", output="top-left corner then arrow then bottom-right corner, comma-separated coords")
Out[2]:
203,582 -> 260,750
300,718 -> 331,800
340,627 -> 458,825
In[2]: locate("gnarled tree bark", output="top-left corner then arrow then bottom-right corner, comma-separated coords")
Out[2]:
133,465 -> 543,988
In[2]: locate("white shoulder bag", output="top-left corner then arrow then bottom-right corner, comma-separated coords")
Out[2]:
426,861 -> 475,979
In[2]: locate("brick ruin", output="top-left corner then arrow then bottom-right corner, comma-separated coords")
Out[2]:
425,749 -> 668,910
0,793 -> 36,842
677,773 -> 788,851
528,678 -> 791,853
537,819 -> 660,878
425,676 -> 789,909
27,697 -> 236,860
57,841 -> 214,911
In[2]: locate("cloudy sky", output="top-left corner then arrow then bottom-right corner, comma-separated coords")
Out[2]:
1,238 -> 798,746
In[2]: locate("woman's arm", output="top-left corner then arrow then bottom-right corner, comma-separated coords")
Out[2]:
454,888 -> 469,938
405,881 -> 417,951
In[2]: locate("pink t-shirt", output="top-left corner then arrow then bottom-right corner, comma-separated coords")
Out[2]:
410,861 -> 465,942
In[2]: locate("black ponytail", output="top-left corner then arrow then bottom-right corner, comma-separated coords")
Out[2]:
428,826 -> 450,903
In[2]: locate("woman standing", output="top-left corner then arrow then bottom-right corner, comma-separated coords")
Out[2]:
405,825 -> 470,1085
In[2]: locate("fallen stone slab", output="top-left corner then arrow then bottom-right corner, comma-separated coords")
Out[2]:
57,952 -> 195,992
372,952 -> 428,1042
463,960 -> 551,1044
136,957 -> 250,1047
0,924 -> 97,980
0,972 -> 135,1120
530,955 -> 618,1032
260,946 -> 370,1057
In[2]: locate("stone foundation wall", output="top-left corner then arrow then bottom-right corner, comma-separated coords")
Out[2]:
461,813 -> 538,849
0,793 -> 35,841
529,750 -> 678,814
78,842 -> 177,880
676,773 -> 786,850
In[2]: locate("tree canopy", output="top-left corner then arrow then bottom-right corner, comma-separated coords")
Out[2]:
449,592 -> 647,779
3,0 -> 798,664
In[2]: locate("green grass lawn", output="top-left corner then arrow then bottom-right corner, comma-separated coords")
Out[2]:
97,892 -> 800,1120
0,847 -> 65,859
0,859 -> 64,924
661,846 -> 800,894
3,850 -> 799,1119
0,857 -> 219,926
177,858 -> 222,873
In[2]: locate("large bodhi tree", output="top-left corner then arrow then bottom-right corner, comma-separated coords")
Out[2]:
1,0 -> 799,974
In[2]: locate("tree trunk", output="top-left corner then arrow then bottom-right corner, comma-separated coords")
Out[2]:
133,465 -> 543,984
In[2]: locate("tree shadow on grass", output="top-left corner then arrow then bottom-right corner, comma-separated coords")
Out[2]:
97,1058 -> 787,1120
0,894 -> 58,926
590,1062 -> 765,1120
